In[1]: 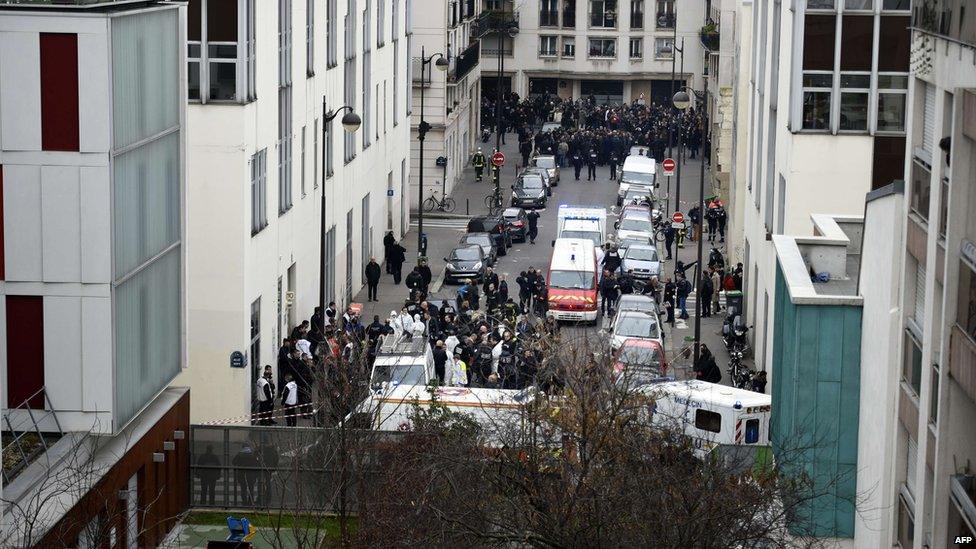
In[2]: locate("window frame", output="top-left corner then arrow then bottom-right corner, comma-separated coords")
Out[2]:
539,35 -> 558,57
629,36 -> 643,59
694,409 -> 722,433
587,37 -> 617,58
801,70 -> 833,131
251,149 -> 268,235
902,329 -> 923,397
589,0 -> 618,29
838,71 -> 871,132
876,72 -> 909,134
654,36 -> 673,59
630,0 -> 644,29
561,36 -> 576,57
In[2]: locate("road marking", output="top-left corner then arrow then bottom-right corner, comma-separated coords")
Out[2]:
675,319 -> 689,330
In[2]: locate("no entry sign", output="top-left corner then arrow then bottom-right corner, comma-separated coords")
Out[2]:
662,158 -> 676,176
491,151 -> 506,167
671,211 -> 685,224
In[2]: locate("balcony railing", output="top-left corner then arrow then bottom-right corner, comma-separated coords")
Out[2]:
949,474 -> 976,537
472,7 -> 520,38
539,10 -> 559,26
913,0 -> 976,48
700,24 -> 720,51
482,47 -> 514,56
450,41 -> 480,83
950,323 -> 976,403
656,12 -> 675,29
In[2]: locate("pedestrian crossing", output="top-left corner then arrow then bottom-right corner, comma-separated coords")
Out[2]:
410,218 -> 470,230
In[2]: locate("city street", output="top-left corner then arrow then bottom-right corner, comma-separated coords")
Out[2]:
353,131 -> 740,380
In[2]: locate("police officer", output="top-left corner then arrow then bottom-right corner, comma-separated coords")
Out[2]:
472,148 -> 487,182
572,151 -> 584,181
256,371 -> 275,425
527,209 -> 540,244
586,148 -> 598,181
609,150 -> 619,180
473,338 -> 495,387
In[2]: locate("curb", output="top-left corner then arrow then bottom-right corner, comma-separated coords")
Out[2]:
408,211 -> 473,220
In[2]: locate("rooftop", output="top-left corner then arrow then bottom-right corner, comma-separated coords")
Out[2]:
773,213 -> 865,306
0,0 -> 158,11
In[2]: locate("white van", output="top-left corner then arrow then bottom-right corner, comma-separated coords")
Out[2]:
617,155 -> 657,206
546,238 -> 599,324
556,205 -> 607,247
642,380 -> 771,457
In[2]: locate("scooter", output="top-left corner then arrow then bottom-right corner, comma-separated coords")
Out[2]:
481,128 -> 491,143
723,312 -> 751,355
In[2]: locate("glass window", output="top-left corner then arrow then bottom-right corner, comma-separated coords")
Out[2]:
929,365 -> 939,424
882,0 -> 909,10
251,149 -> 268,234
841,15 -> 874,71
563,0 -> 576,27
897,494 -> 915,548
844,0 -> 872,10
549,270 -> 596,290
539,35 -> 557,56
903,332 -> 922,396
877,74 -> 908,132
654,37 -> 673,58
186,0 -> 252,102
840,92 -> 869,131
695,409 -> 722,433
629,37 -> 643,58
745,418 -> 760,443
562,36 -> 576,57
911,159 -> 931,221
589,0 -> 617,27
614,314 -> 660,338
879,16 -> 911,71
803,15 -> 836,71
939,177 -> 949,237
802,90 -> 831,130
655,0 -> 674,28
630,0 -> 644,29
588,37 -> 616,57
806,0 -> 834,8
957,262 -> 976,340
540,0 -> 559,26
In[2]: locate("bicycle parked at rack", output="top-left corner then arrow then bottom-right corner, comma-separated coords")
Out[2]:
484,188 -> 503,215
423,191 -> 457,213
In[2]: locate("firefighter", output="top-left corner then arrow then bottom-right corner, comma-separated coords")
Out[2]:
472,148 -> 487,182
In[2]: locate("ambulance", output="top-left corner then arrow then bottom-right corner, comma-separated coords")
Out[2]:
642,380 -> 772,468
555,205 -> 607,248
546,238 -> 599,324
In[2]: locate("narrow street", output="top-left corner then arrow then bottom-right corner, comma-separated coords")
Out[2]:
353,131 -> 740,380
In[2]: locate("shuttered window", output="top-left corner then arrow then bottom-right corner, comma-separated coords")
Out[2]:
914,259 -> 926,326
906,437 -> 918,495
922,82 -> 936,153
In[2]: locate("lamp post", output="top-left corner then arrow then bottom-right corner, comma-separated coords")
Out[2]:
672,88 -> 706,367
416,46 -> 450,263
319,100 -> 361,337
666,37 -> 684,217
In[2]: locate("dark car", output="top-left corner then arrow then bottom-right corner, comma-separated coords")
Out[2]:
511,173 -> 548,209
502,207 -> 529,242
443,244 -> 487,284
467,215 -> 512,253
459,232 -> 498,265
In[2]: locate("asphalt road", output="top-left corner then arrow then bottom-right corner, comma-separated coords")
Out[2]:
353,131 -> 737,380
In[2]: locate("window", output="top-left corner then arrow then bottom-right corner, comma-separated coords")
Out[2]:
957,261 -> 976,340
251,149 -> 268,234
362,194 -> 371,283
278,88 -> 293,214
588,37 -> 616,58
904,331 -> 922,396
694,409 -> 722,433
363,51 -> 372,148
324,227 -> 336,302
939,176 -> 949,238
806,0 -> 834,9
300,125 -> 306,197
5,296 -> 44,408
839,73 -> 870,131
188,0 -> 256,102
40,33 -> 79,151
929,364 -> 939,424
540,0 -> 559,26
250,297 -> 261,373
326,111 -> 335,177
877,74 -> 908,132
377,0 -> 385,46
313,118 -> 319,188
745,418 -> 760,444
589,0 -> 617,28
911,159 -> 931,221
346,209 -> 354,302
655,0 -> 674,28
343,52 -> 356,161
393,40 -> 400,124
540,35 -> 558,56
629,37 -> 643,59
630,0 -> 644,29
280,0 -> 293,85
328,0 -> 338,67
562,37 -> 576,57
897,492 -> 915,548
802,72 -> 832,130
406,34 -> 413,115
563,0 -> 576,27
654,37 -> 673,58
307,0 -> 314,75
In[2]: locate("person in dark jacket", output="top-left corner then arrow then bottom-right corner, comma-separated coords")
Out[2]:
418,260 -> 433,293
694,345 -> 722,383
196,444 -> 221,505
388,242 -> 407,284
700,272 -> 714,318
676,274 -> 692,319
599,270 -> 619,316
405,266 -> 425,298
364,257 -> 381,301
602,245 -> 622,275
586,148 -> 598,181
572,151 -> 583,180
483,267 -> 499,294
527,209 -> 540,244
432,340 -> 449,384
516,271 -> 532,313
498,275 -> 510,303
663,225 -> 676,260
688,205 -> 702,242
383,231 -> 396,273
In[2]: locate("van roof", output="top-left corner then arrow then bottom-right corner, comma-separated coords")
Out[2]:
551,238 -> 596,271
648,380 -> 771,409
557,205 -> 606,218
622,155 -> 656,172
375,385 -> 535,409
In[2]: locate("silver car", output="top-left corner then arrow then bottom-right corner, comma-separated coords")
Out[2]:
621,244 -> 662,280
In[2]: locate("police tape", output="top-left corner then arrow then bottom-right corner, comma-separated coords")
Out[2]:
196,402 -> 319,426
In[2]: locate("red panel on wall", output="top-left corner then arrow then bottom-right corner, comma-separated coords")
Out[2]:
39,33 -> 80,152
6,296 -> 45,408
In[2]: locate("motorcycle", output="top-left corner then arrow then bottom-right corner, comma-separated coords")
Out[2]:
481,128 -> 491,143
727,349 -> 753,389
723,311 -> 751,355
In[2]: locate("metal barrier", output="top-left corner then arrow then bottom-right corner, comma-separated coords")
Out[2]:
189,425 -> 403,511
2,387 -> 64,486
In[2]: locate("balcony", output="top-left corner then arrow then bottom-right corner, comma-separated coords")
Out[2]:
913,0 -> 976,48
539,10 -> 559,27
700,23 -> 720,51
449,41 -> 481,83
473,4 -> 520,38
950,324 -> 976,403
949,475 -> 976,539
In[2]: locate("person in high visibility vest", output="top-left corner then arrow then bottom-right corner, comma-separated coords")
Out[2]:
472,148 -> 487,182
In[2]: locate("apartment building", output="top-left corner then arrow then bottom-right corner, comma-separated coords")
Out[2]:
477,0 -> 704,104
702,0 -> 735,205
178,0 -> 412,423
738,0 -> 911,384
0,1 -> 190,546
894,8 -> 976,547
409,0 -> 482,198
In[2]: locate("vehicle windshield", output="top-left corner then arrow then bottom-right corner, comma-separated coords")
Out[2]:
371,362 -> 427,387
620,238 -> 652,250
619,297 -> 655,312
615,314 -> 660,338
560,231 -> 602,246
503,209 -> 521,219
549,270 -> 595,290
626,247 -> 659,261
619,218 -> 652,232
463,235 -> 491,247
625,190 -> 651,201
622,171 -> 655,185
618,345 -> 663,367
519,176 -> 545,189
534,157 -> 556,169
451,247 -> 481,261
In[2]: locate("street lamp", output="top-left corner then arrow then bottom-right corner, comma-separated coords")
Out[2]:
319,101 -> 360,337
673,88 -> 706,367
416,47 -> 449,263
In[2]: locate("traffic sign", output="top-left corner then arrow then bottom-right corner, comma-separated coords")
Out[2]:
662,158 -> 676,176
671,211 -> 685,224
491,151 -> 506,167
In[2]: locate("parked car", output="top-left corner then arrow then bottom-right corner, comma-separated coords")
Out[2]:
615,214 -> 655,242
459,232 -> 498,265
522,166 -> 553,194
502,207 -> 529,242
616,294 -> 659,315
541,121 -> 561,133
467,215 -> 512,252
612,338 -> 668,387
532,155 -> 560,185
616,235 -> 654,255
511,173 -> 548,209
443,244 -> 487,284
609,310 -> 663,352
621,244 -> 662,280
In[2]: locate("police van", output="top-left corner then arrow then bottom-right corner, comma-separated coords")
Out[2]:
555,205 -> 607,247
546,238 -> 599,324
642,380 -> 772,465
617,155 -> 657,206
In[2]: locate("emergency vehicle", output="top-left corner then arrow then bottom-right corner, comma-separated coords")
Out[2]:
546,238 -> 599,324
642,380 -> 772,466
555,205 -> 607,247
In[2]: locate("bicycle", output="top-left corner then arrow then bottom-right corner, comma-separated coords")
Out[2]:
423,191 -> 456,213
484,189 -> 503,215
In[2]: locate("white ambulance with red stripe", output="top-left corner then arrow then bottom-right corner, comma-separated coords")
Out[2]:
643,380 -> 771,456
546,238 -> 599,324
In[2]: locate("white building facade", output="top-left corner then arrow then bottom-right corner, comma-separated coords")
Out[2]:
178,0 -> 412,423
478,0 -> 705,105
409,0 -> 482,198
